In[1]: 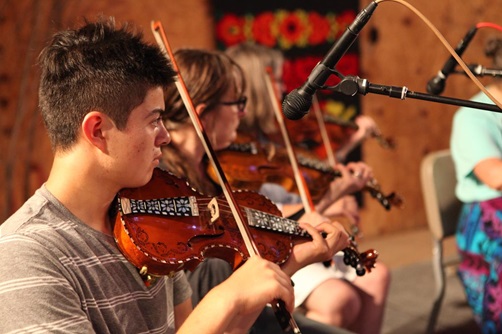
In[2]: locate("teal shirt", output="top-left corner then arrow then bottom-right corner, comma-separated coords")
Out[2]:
450,90 -> 502,202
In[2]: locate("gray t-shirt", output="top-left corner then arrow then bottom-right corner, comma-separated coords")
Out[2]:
0,185 -> 191,333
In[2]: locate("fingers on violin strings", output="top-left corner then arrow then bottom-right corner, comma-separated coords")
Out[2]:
317,220 -> 350,248
299,221 -> 325,242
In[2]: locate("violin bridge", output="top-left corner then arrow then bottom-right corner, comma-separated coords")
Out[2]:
207,197 -> 220,225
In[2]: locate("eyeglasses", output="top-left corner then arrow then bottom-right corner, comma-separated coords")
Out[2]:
219,96 -> 247,112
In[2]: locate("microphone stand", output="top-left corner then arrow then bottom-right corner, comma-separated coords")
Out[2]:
453,64 -> 502,78
329,74 -> 502,113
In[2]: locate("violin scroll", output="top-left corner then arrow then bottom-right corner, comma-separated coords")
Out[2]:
371,132 -> 397,150
365,178 -> 404,210
342,238 -> 378,276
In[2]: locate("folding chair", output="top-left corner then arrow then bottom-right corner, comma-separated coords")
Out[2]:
420,149 -> 463,334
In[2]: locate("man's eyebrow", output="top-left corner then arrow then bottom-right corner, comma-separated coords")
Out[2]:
150,108 -> 165,116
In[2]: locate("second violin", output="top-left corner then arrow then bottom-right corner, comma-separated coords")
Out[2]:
210,140 -> 337,202
211,139 -> 403,210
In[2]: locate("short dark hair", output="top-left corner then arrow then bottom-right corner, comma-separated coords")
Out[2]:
38,17 -> 176,150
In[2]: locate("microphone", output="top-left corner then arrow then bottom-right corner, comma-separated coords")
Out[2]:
465,64 -> 502,78
426,26 -> 478,95
282,1 -> 378,120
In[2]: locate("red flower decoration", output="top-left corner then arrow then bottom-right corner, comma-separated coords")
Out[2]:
339,53 -> 359,75
324,54 -> 359,88
252,12 -> 277,47
283,54 -> 359,93
216,14 -> 246,47
308,12 -> 330,45
278,12 -> 308,46
334,11 -> 356,39
283,56 -> 321,92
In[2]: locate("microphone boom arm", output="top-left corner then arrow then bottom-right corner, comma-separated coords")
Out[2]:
454,64 -> 502,78
330,75 -> 502,113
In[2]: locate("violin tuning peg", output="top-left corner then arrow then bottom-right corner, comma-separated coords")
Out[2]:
356,266 -> 366,276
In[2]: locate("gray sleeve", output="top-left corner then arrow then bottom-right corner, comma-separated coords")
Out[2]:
172,270 -> 192,306
0,234 -> 94,333
259,183 -> 302,205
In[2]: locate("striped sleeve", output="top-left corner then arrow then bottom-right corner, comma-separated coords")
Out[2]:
0,234 -> 95,333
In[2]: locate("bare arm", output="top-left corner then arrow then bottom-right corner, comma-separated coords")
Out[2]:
321,195 -> 360,224
315,162 -> 372,213
176,257 -> 295,334
336,115 -> 379,162
473,157 -> 502,190
174,299 -> 192,331
280,202 -> 305,217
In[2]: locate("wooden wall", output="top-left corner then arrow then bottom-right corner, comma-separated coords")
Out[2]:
0,0 -> 214,221
0,0 -> 500,238
358,0 -> 500,236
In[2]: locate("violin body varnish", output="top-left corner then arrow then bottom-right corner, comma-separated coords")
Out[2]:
114,168 -> 309,276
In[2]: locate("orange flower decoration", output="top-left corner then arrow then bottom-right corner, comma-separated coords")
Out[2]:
251,12 -> 277,47
216,14 -> 246,47
308,12 -> 330,45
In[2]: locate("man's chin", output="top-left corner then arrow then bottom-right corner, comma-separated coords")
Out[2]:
124,172 -> 155,190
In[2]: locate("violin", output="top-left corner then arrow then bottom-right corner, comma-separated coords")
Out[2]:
113,168 -> 377,277
324,114 -> 396,150
284,114 -> 354,152
211,140 -> 403,210
285,113 -> 396,156
210,140 -> 336,202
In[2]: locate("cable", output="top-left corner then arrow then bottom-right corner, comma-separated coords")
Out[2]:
374,0 -> 502,110
475,22 -> 502,31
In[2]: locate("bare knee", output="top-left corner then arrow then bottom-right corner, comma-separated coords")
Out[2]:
354,262 -> 392,302
303,279 -> 362,327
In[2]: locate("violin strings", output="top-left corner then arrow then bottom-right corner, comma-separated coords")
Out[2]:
188,198 -> 301,227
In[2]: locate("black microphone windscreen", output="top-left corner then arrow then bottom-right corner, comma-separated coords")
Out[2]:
426,74 -> 446,95
282,89 -> 312,120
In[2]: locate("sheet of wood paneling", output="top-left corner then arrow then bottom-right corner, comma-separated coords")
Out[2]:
357,0 -> 500,236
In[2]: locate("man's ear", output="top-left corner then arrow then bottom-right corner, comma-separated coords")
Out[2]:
81,111 -> 114,152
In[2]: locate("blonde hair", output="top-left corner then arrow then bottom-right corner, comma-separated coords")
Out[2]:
163,48 -> 245,128
226,43 -> 284,136
161,48 -> 245,195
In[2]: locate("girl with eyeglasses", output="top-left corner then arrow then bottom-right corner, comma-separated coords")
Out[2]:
160,48 -> 353,334
225,42 -> 391,334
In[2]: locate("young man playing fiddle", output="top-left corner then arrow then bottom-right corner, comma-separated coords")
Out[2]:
0,18 -> 349,333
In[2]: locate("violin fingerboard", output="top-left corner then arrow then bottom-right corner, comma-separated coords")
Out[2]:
120,196 -> 199,217
296,154 -> 340,177
228,142 -> 257,154
245,208 -> 309,237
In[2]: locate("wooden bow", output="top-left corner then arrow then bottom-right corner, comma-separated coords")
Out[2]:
151,20 -> 301,334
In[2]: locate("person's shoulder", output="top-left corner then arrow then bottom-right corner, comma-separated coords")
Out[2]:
0,186 -> 80,250
1,187 -> 49,236
454,93 -> 500,123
